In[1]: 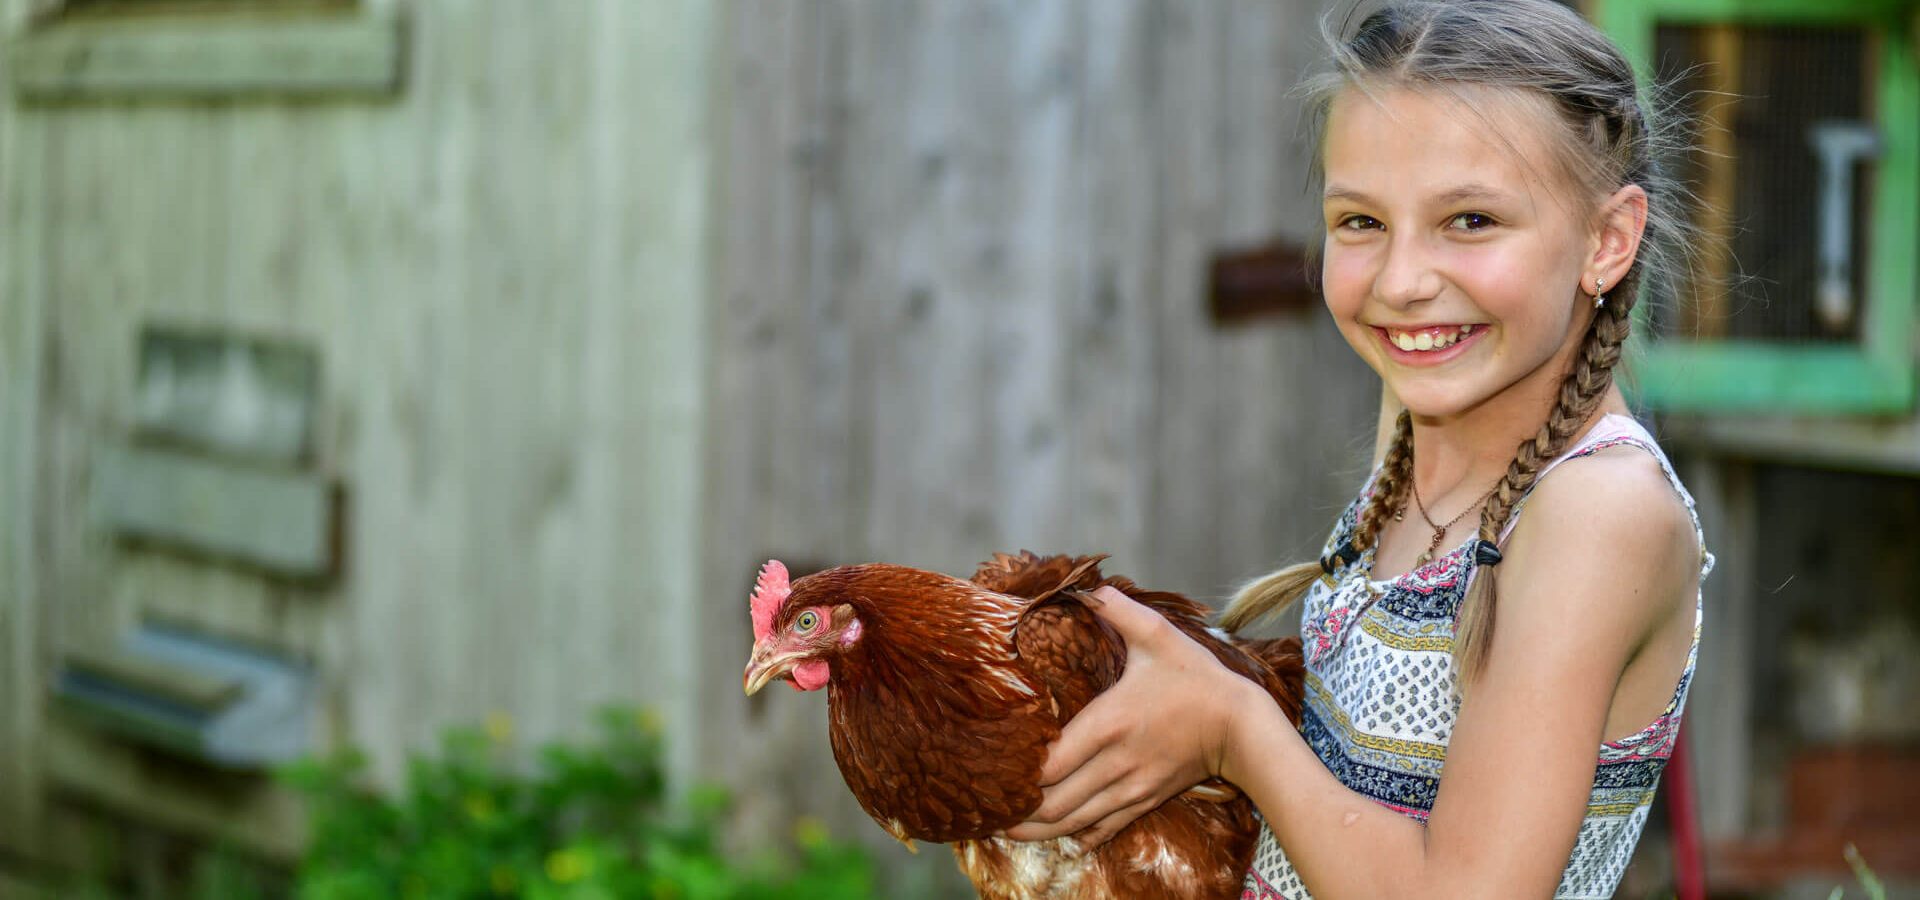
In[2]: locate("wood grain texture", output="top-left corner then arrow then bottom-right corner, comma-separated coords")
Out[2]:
8,12 -> 404,99
90,444 -> 338,577
0,9 -> 49,854
0,0 -> 717,862
0,0 -> 1375,893
702,1 -> 1372,893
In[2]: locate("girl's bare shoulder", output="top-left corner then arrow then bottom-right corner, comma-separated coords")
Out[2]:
1500,443 -> 1697,639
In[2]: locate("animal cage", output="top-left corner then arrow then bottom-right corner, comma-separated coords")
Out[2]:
1600,0 -> 1918,413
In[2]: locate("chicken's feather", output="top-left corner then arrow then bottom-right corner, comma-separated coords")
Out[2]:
1011,598 -> 1122,723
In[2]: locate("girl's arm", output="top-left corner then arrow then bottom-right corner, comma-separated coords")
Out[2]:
1008,450 -> 1698,898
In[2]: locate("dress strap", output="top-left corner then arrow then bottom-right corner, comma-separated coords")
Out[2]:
1495,415 -> 1697,549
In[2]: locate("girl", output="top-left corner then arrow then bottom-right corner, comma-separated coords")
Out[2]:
1005,2 -> 1710,897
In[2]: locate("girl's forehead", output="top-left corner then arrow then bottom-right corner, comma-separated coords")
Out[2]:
1322,84 -> 1567,204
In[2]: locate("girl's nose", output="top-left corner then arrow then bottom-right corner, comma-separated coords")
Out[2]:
1374,234 -> 1443,309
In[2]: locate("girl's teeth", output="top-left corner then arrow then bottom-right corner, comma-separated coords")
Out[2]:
1390,327 -> 1476,352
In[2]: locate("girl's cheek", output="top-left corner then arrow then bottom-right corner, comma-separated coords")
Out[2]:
1320,251 -> 1371,317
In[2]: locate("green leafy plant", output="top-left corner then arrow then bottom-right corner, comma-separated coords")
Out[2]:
1826,843 -> 1885,900
279,707 -> 873,900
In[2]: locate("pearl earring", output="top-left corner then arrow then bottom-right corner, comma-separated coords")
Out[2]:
1593,276 -> 1607,309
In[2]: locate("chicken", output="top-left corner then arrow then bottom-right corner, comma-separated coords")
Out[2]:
742,551 -> 1304,900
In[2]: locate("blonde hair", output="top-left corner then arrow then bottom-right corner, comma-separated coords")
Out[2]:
1221,0 -> 1702,679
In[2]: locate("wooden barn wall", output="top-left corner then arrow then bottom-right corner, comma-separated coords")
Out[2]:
0,0 -> 1379,893
0,5 -> 34,863
697,0 -> 1374,892
0,0 -> 716,864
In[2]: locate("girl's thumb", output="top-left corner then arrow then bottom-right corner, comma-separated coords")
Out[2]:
1083,585 -> 1157,636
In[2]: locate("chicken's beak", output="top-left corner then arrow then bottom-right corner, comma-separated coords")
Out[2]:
743,646 -> 802,696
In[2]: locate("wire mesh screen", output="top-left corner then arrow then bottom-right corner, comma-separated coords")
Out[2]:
1650,24 -> 1877,345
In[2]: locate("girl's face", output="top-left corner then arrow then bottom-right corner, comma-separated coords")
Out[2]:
1320,85 -> 1599,420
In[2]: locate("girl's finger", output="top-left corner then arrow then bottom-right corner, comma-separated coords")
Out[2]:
1037,698 -> 1126,785
1082,585 -> 1166,643
1007,765 -> 1137,840
1025,747 -> 1132,827
1007,788 -> 1117,842
1072,795 -> 1162,851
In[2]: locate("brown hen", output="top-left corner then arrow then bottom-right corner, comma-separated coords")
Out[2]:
742,551 -> 1304,900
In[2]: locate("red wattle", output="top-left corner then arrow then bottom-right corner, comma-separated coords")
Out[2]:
792,659 -> 831,691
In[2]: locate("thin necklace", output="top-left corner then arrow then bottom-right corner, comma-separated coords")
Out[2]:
1401,478 -> 1501,565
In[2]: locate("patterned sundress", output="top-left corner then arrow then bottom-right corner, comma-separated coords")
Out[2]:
1244,414 -> 1710,899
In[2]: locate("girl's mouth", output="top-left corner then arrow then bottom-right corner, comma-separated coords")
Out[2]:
1372,324 -> 1484,364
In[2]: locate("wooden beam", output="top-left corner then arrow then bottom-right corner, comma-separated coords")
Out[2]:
41,720 -> 305,861
1662,412 -> 1920,476
7,11 -> 403,100
1676,455 -> 1755,842
1629,342 -> 1914,413
1690,24 -> 1739,340
90,445 -> 340,579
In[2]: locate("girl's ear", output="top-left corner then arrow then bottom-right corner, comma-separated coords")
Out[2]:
1588,184 -> 1649,295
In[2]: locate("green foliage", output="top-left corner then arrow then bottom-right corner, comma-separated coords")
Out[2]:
279,707 -> 873,900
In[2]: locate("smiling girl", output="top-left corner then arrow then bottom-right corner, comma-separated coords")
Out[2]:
1004,1 -> 1711,897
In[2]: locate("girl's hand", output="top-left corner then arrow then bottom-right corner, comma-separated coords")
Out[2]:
1004,585 -> 1266,849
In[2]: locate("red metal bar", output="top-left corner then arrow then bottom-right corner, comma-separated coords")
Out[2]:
1667,724 -> 1707,900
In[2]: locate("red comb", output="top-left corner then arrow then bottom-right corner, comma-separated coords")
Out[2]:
750,560 -> 790,643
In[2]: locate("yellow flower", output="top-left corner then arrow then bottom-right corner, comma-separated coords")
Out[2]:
545,848 -> 587,885
792,815 -> 830,848
484,711 -> 514,744
463,792 -> 496,822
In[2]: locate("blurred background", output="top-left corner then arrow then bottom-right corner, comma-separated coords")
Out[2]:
0,0 -> 1914,897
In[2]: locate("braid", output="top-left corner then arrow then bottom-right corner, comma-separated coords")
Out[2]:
1454,291 -> 1635,678
1351,410 -> 1415,557
1220,409 -> 1415,632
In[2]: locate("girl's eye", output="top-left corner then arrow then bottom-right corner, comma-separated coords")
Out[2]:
1449,212 -> 1495,231
1338,214 -> 1383,232
794,611 -> 820,633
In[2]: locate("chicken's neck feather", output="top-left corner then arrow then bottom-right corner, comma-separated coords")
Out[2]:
802,565 -> 1043,716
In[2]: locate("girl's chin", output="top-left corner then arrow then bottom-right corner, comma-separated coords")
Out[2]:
1383,382 -> 1486,419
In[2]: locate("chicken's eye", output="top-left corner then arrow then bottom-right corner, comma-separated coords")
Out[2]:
794,610 -> 820,633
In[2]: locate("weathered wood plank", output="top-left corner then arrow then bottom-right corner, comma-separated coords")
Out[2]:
1068,0 -> 1155,574
1665,411 -> 1920,476
90,445 -> 338,578
1679,452 -> 1755,841
0,0 -> 50,854
8,12 -> 403,99
1147,0 -> 1246,594
41,720 -> 306,860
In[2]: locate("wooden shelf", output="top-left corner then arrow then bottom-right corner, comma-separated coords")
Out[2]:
1660,412 -> 1920,477
7,10 -> 403,100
